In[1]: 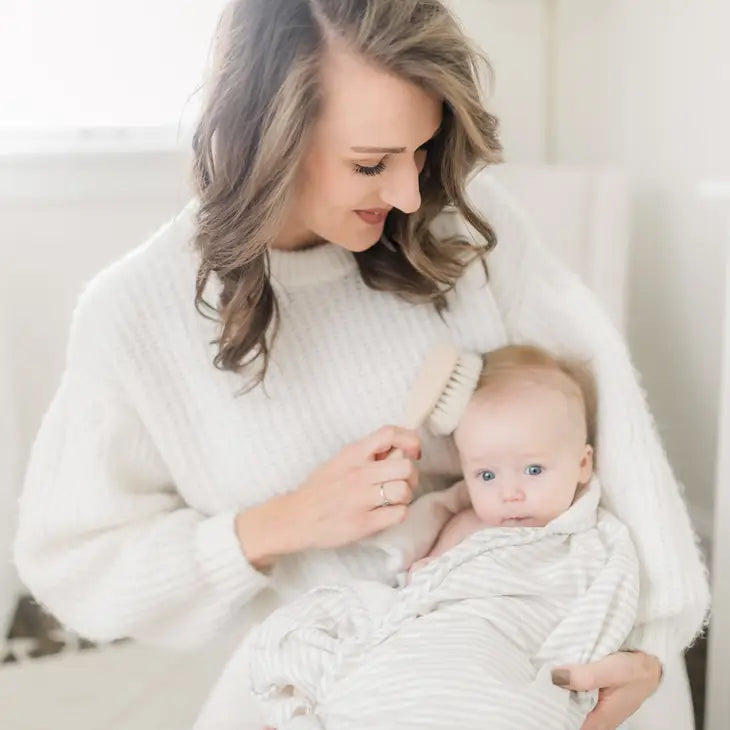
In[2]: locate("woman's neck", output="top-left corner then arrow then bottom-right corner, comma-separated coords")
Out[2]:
271,217 -> 326,251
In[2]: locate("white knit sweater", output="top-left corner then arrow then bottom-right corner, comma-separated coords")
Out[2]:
14,172 -> 709,663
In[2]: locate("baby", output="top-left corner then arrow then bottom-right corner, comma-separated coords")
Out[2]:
212,344 -> 637,730
409,343 -> 596,574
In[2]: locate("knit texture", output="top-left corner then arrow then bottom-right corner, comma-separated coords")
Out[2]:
14,171 -> 709,661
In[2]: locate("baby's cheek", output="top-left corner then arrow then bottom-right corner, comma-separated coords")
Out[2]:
465,482 -> 481,509
470,490 -> 497,524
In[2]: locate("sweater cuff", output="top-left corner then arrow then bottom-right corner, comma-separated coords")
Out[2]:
195,510 -> 272,603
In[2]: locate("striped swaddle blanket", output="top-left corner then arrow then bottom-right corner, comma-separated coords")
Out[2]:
245,480 -> 639,730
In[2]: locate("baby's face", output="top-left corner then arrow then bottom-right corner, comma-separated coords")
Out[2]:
454,376 -> 593,528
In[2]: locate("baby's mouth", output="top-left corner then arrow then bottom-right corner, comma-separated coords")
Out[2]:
501,516 -> 531,526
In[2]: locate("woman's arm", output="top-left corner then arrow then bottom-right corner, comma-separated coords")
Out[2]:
14,277 -> 421,651
14,287 -> 272,651
468,171 -> 710,662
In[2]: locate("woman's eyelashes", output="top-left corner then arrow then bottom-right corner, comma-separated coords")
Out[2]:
354,160 -> 386,176
353,145 -> 430,177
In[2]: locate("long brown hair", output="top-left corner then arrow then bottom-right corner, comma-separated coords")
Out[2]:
191,0 -> 502,388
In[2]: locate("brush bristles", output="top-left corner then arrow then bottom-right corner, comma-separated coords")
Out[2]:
428,351 -> 483,436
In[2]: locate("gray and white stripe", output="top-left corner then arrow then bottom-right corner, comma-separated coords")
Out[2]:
246,480 -> 639,730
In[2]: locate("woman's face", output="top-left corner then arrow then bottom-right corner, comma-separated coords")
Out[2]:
275,48 -> 444,251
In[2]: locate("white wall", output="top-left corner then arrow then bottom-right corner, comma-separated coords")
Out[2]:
708,244 -> 730,730
450,0 -> 549,163
0,151 -> 193,627
0,151 -> 193,470
552,0 -> 730,536
0,303 -> 20,636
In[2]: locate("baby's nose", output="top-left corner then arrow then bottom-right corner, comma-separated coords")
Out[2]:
501,483 -> 525,501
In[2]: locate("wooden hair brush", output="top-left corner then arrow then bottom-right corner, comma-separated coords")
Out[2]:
387,343 -> 483,459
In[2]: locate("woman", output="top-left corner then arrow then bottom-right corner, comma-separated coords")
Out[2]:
14,1 -> 708,728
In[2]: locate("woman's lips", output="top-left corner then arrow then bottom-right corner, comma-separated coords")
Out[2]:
355,209 -> 389,225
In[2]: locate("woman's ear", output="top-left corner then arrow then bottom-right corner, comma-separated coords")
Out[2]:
579,444 -> 594,483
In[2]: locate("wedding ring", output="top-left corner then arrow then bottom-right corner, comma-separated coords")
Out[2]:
379,483 -> 391,507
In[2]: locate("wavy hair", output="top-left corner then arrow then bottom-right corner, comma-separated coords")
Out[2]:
191,0 -> 503,388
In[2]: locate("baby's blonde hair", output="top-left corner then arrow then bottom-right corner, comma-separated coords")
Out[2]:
477,345 -> 598,449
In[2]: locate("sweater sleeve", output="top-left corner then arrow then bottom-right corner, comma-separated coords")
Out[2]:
14,283 -> 272,650
468,172 -> 710,663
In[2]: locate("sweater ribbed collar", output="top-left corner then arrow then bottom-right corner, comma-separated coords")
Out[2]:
268,243 -> 358,288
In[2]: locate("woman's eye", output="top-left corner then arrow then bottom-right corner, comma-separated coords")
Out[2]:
354,161 -> 386,176
525,465 -> 543,476
478,471 -> 496,482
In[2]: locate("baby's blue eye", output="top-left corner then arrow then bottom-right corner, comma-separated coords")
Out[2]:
525,465 -> 543,476
479,471 -> 496,482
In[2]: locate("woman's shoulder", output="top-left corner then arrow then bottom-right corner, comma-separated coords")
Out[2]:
68,198 -> 202,360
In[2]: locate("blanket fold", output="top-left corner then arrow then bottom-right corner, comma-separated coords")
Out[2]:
246,479 -> 639,730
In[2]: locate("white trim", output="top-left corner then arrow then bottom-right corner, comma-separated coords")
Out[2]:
0,147 -> 193,205
0,124 -> 195,158
706,233 -> 730,730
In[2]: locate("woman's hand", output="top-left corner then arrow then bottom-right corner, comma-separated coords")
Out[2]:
236,425 -> 420,568
551,651 -> 662,730
292,425 -> 421,549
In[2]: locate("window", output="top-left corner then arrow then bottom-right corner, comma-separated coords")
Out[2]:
1,1 -> 229,145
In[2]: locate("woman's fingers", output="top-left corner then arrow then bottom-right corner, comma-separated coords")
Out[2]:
354,425 -> 421,462
366,503 -> 408,532
551,651 -> 660,692
551,652 -> 662,730
363,457 -> 418,490
369,480 -> 413,508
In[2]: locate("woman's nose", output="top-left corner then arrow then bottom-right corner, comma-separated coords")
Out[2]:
380,161 -> 422,214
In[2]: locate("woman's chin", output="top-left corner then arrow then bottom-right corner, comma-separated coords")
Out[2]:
335,234 -> 383,253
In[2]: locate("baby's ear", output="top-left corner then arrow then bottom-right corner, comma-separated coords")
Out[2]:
579,444 -> 594,483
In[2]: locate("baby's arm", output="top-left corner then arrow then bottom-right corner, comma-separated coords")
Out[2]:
428,508 -> 483,557
409,508 -> 483,573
